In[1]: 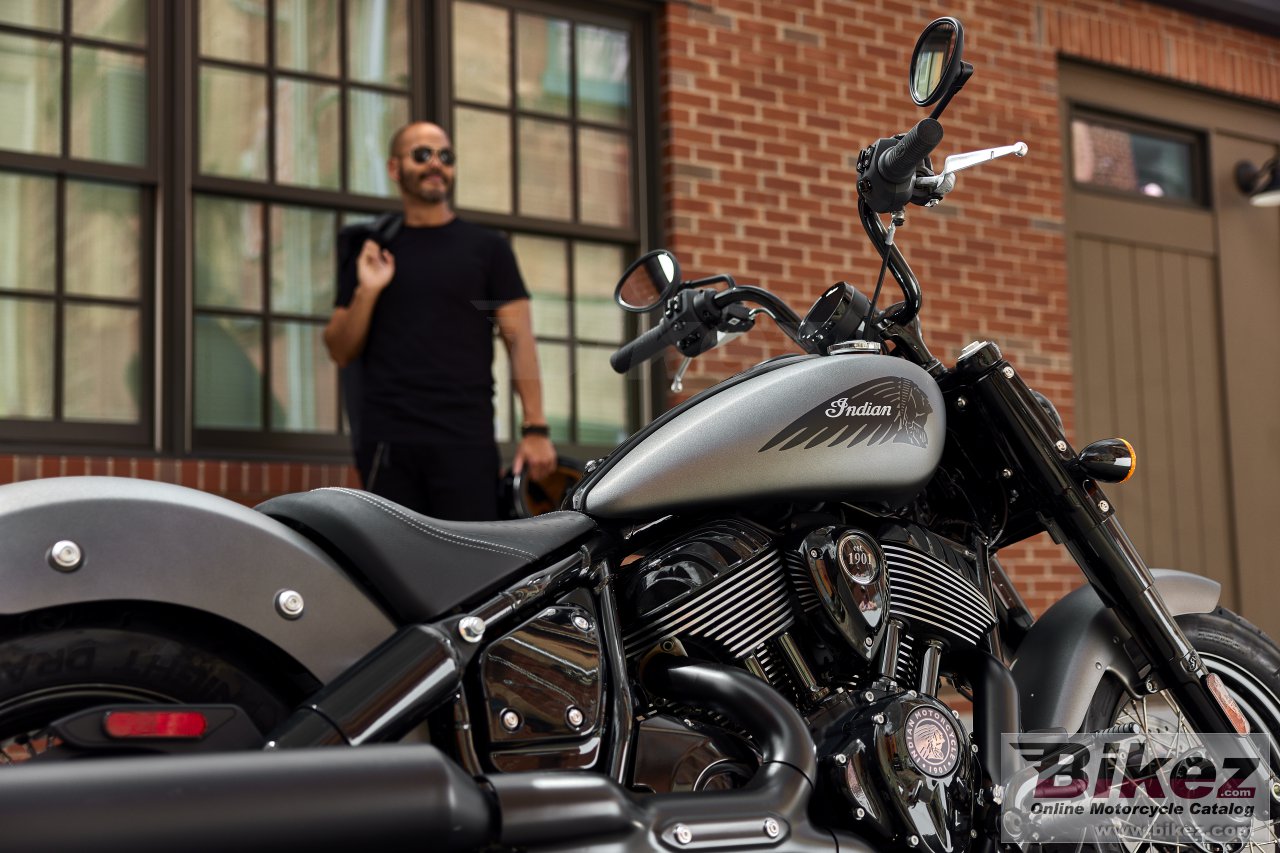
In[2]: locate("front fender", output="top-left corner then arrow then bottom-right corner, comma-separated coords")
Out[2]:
1012,568 -> 1220,733
0,477 -> 397,683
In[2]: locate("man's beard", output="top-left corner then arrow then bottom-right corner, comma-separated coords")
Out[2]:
400,170 -> 450,203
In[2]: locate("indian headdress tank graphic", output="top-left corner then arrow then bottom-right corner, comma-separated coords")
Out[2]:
760,377 -> 934,452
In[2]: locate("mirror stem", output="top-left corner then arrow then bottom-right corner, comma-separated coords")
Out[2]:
929,62 -> 973,120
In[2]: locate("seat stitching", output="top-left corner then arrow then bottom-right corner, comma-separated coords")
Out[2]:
320,488 -> 537,560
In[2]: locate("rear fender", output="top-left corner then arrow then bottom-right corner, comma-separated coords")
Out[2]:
0,477 -> 397,683
1012,568 -> 1220,733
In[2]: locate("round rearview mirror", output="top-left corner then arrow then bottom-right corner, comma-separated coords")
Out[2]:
909,17 -> 963,107
614,250 -> 682,313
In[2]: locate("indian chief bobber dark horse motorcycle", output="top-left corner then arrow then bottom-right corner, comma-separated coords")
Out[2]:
0,17 -> 1275,853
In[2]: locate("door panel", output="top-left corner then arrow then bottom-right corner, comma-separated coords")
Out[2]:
1063,62 -> 1280,637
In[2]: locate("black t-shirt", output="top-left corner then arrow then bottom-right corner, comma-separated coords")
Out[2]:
335,218 -> 529,445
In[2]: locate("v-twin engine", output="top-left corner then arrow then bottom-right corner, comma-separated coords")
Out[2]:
619,517 -> 996,850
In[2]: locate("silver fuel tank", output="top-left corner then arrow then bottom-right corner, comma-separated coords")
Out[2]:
576,352 -> 946,519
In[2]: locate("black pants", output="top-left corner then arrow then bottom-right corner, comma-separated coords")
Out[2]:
355,441 -> 501,521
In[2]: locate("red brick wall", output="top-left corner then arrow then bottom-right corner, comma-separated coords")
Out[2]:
658,0 -> 1280,614
0,455 -> 359,508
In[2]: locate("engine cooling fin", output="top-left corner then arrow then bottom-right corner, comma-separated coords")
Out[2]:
623,547 -> 794,660
882,542 -> 996,648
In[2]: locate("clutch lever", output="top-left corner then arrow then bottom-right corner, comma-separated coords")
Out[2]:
671,331 -> 742,393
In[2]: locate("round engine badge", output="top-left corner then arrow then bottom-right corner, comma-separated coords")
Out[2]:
836,532 -> 880,584
904,706 -> 960,777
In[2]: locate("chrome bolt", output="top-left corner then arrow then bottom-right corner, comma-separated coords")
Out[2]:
566,706 -> 585,728
572,614 -> 592,632
1270,780 -> 1280,801
1000,468 -> 1013,479
970,830 -> 978,839
763,818 -> 781,839
864,691 -> 875,702
992,785 -> 1006,805
873,713 -> 886,725
49,540 -> 84,572
1055,440 -> 1069,453
458,616 -> 486,643
971,743 -> 980,754
274,589 -> 304,620
1145,678 -> 1158,694
956,396 -> 968,411
864,637 -> 874,648
855,808 -> 866,820
1095,661 -> 1103,670
1002,366 -> 1015,379
674,824 -> 693,845
500,709 -> 521,732
810,549 -> 820,559
834,753 -> 847,765
908,835 -> 920,847
1098,500 -> 1110,513
906,690 -> 918,698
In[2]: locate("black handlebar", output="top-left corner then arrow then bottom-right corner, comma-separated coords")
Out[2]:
610,319 -> 677,373
877,117 -> 944,185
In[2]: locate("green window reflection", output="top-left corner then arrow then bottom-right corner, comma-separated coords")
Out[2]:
576,343 -> 627,445
0,172 -> 57,294
194,315 -> 264,429
270,205 -> 335,316
65,180 -> 142,299
0,297 -> 54,419
199,66 -> 268,180
348,0 -> 408,87
199,0 -> 267,64
71,46 -> 148,166
511,234 -> 568,338
576,24 -> 629,126
573,242 -> 625,343
0,1 -> 61,30
0,33 -> 61,156
517,14 -> 569,116
535,341 -> 570,442
275,78 -> 341,190
64,303 -> 141,422
72,0 -> 147,46
275,0 -> 339,77
194,196 -> 264,311
271,321 -> 337,431
348,89 -> 409,197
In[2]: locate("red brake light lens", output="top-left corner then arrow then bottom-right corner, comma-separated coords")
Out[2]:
103,710 -> 208,739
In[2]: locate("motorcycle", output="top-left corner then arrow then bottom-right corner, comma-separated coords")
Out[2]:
0,16 -> 1276,853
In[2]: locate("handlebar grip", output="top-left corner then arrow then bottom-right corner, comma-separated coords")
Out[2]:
877,117 -> 944,185
610,320 -> 676,373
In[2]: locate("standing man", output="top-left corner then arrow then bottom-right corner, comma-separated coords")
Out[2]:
324,121 -> 556,520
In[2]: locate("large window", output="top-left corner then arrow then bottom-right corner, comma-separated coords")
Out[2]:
0,0 -> 153,446
450,0 -> 643,449
0,0 -> 649,457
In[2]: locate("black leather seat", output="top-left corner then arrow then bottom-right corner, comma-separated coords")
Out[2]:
257,487 -> 597,622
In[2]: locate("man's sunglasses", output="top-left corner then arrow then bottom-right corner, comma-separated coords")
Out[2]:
409,146 -> 456,166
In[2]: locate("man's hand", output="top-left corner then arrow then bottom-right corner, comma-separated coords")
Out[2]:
513,433 -> 557,483
357,239 -> 395,293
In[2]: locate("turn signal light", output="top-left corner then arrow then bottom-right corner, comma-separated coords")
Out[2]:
1076,438 -> 1136,484
103,710 -> 208,739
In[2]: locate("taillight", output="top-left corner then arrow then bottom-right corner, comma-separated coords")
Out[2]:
103,710 -> 209,739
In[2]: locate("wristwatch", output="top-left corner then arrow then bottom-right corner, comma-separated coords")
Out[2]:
521,424 -> 550,437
